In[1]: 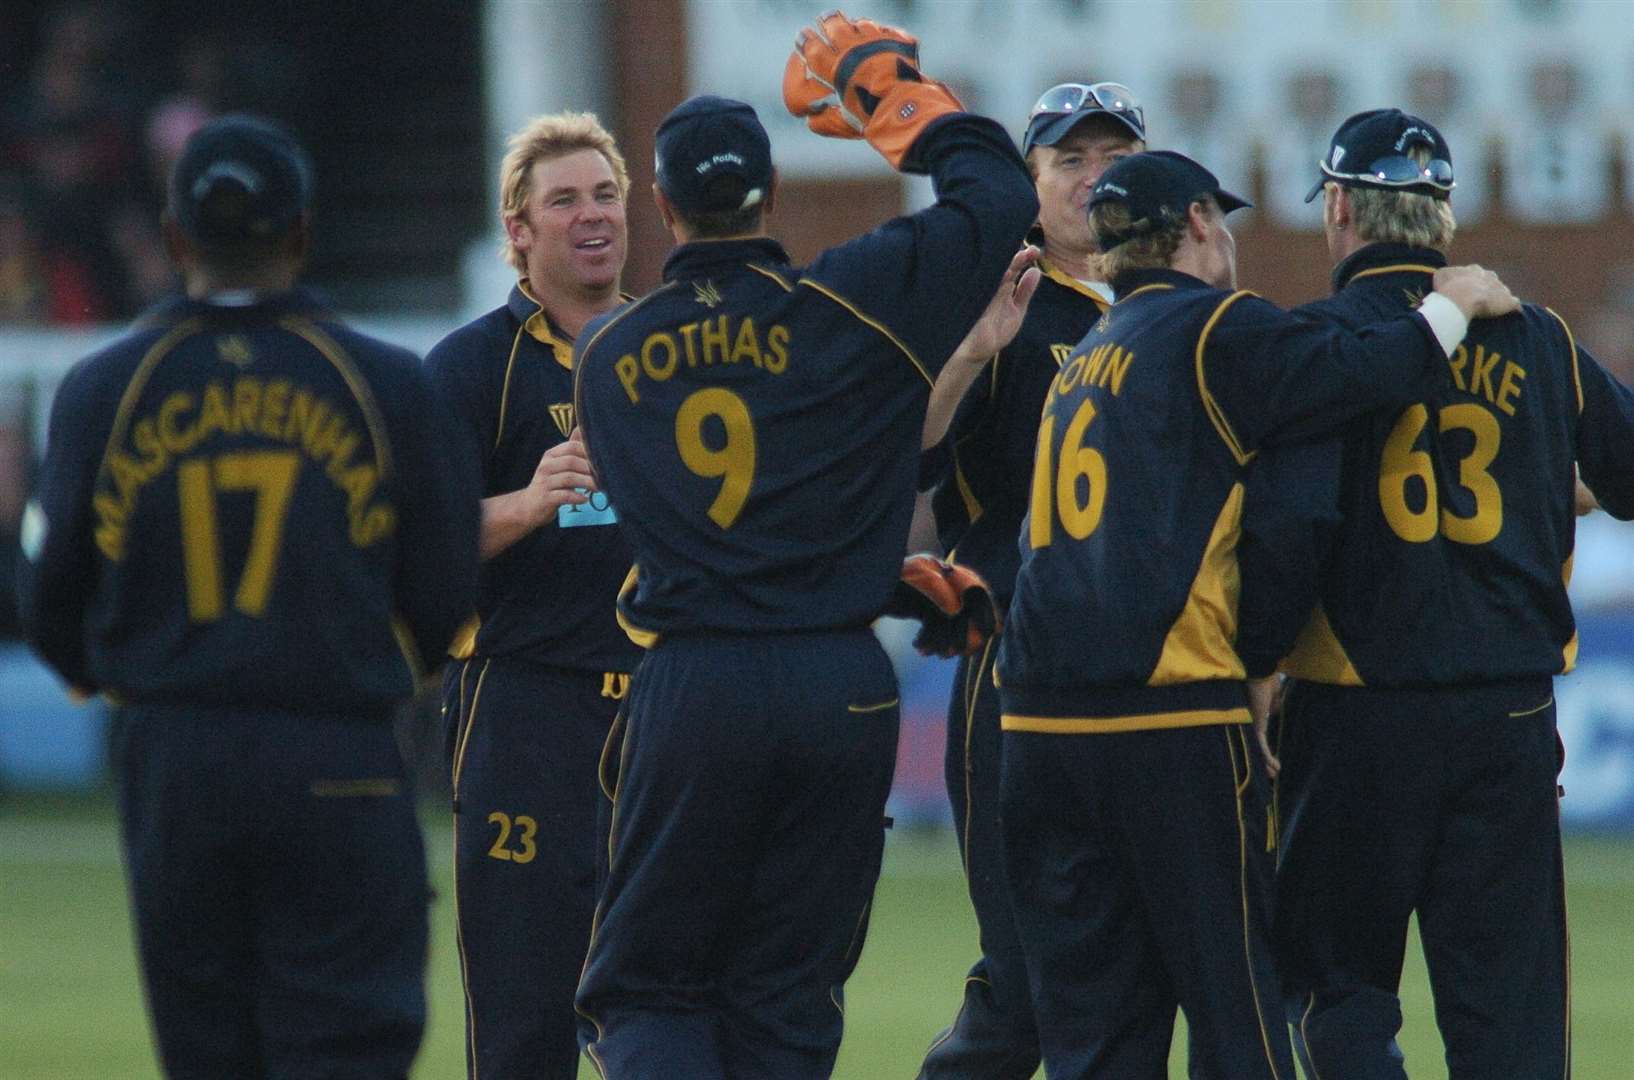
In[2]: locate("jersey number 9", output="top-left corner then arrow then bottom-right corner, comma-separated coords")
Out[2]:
676,388 -> 756,529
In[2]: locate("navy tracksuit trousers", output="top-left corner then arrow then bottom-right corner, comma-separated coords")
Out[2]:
576,629 -> 899,1079
445,656 -> 626,1079
1274,677 -> 1569,1080
1001,722 -> 1294,1080
117,706 -> 427,1079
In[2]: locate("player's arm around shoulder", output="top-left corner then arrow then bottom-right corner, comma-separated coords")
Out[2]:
1203,284 -> 1459,451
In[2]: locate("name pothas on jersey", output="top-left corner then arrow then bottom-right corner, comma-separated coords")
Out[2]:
613,314 -> 791,404
93,373 -> 396,561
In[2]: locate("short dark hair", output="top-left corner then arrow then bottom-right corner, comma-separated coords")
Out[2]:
674,173 -> 764,238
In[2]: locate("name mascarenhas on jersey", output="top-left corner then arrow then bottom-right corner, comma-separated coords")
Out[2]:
92,373 -> 395,561
610,314 -> 792,404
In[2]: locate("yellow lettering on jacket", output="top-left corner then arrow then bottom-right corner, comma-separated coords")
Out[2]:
93,376 -> 396,561
615,319 -> 792,402
1446,344 -> 1526,418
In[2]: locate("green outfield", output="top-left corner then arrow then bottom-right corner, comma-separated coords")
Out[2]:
3,793 -> 1630,1079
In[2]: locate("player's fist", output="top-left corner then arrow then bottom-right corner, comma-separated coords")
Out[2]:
529,429 -> 595,526
782,9 -> 963,170
885,553 -> 1000,657
1433,264 -> 1520,320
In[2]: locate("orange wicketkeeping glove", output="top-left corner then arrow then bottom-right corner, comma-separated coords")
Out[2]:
781,10 -> 964,170
884,554 -> 1000,658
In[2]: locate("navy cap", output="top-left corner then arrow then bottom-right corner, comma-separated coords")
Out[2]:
654,95 -> 773,217
1304,108 -> 1454,202
1021,81 -> 1146,156
1087,150 -> 1250,251
170,114 -> 312,246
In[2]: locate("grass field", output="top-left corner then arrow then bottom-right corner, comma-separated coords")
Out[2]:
3,793 -> 1631,1078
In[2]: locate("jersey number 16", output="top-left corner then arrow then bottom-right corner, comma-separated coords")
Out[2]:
1029,399 -> 1107,549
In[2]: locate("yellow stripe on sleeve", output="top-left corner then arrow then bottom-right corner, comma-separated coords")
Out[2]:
1195,291 -> 1257,466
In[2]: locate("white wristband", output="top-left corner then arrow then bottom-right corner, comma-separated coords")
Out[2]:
1417,292 -> 1470,357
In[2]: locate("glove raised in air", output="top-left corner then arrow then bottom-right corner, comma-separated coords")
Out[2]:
782,9 -> 964,170
885,553 -> 1000,658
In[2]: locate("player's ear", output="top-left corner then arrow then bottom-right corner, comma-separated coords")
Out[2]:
652,183 -> 676,230
1328,184 -> 1352,230
762,169 -> 780,219
502,211 -> 530,251
1186,199 -> 1212,243
160,212 -> 191,270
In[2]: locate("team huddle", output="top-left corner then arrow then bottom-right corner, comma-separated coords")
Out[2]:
19,8 -> 1634,1080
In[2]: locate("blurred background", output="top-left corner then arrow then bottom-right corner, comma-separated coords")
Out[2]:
3,1 -> 1633,1076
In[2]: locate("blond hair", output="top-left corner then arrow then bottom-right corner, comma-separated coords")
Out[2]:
498,112 -> 630,272
1336,146 -> 1457,251
1089,200 -> 1188,280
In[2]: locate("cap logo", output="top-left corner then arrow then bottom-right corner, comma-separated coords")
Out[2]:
1330,145 -> 1346,169
1098,181 -> 1128,196
1395,126 -> 1431,151
696,152 -> 746,174
192,161 -> 263,199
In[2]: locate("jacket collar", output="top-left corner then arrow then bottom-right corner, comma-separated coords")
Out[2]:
1108,266 -> 1213,300
143,285 -> 332,327
1331,242 -> 1446,293
507,279 -> 631,370
1038,257 -> 1113,306
663,237 -> 791,282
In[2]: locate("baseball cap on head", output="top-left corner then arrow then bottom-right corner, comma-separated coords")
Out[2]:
1022,81 -> 1147,156
1304,107 -> 1454,203
1087,150 -> 1251,252
654,95 -> 773,217
170,114 -> 313,246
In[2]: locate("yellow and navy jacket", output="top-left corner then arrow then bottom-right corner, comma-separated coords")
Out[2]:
424,282 -> 641,672
931,261 -> 1110,611
20,288 -> 479,715
574,115 -> 1038,639
1273,243 -> 1634,688
998,266 -> 1458,733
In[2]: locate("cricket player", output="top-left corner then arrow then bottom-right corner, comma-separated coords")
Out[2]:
570,11 -> 1038,1077
919,78 -> 1147,1080
1269,108 -> 1634,1080
20,114 -> 478,1078
424,112 -> 641,1079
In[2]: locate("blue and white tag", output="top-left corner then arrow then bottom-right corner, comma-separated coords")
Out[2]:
559,488 -> 619,528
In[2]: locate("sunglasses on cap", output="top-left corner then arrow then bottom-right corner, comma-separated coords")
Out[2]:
1308,155 -> 1454,201
1023,82 -> 1146,153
